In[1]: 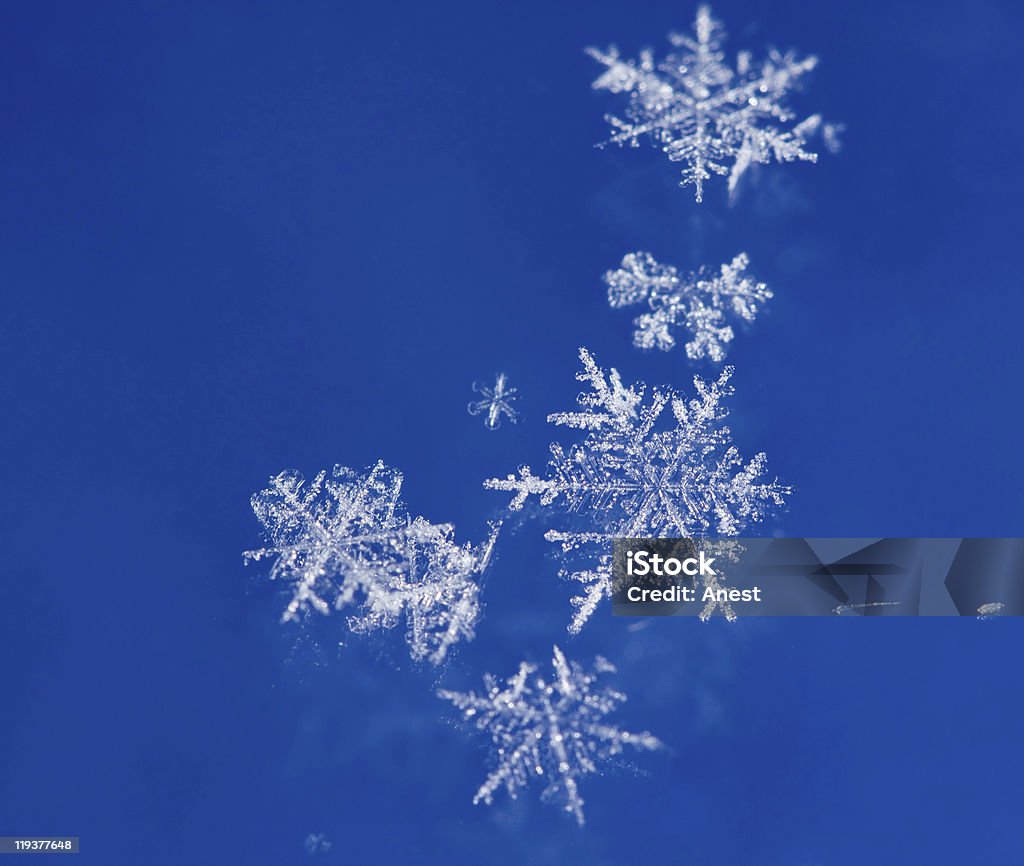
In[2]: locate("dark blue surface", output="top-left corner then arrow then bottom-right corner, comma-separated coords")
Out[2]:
2,1 -> 1022,863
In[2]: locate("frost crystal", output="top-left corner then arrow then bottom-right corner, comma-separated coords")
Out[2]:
468,373 -> 520,430
587,5 -> 837,201
605,251 -> 771,361
485,348 -> 789,632
439,645 -> 662,825
245,462 -> 499,664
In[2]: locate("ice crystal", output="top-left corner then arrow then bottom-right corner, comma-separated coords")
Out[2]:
587,5 -> 837,201
485,348 -> 789,632
468,373 -> 520,430
605,251 -> 771,361
439,645 -> 662,825
245,462 -> 499,665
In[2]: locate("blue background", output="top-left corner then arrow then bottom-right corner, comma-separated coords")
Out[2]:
2,1 -> 1022,863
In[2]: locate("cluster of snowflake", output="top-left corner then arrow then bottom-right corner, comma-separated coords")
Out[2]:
468,373 -> 520,430
485,348 -> 789,632
605,251 -> 771,361
587,5 -> 838,201
439,645 -> 662,826
245,462 -> 499,665
244,5 -> 826,827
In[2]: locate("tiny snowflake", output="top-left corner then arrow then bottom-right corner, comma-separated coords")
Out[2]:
439,645 -> 662,825
485,348 -> 789,632
587,5 -> 838,201
245,462 -> 499,664
468,373 -> 521,430
605,251 -> 771,361
303,833 -> 332,856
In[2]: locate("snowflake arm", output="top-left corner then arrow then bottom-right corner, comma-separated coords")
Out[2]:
547,347 -> 644,431
439,646 -> 662,825
561,556 -> 613,636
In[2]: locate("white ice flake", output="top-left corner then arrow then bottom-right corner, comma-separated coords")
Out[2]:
587,5 -> 837,201
439,645 -> 662,825
468,373 -> 521,430
245,462 -> 499,664
605,251 -> 771,361
485,348 -> 789,632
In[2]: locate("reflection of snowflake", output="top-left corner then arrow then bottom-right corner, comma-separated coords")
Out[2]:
605,251 -> 771,361
587,5 -> 837,201
245,462 -> 499,664
439,645 -> 662,825
833,601 -> 901,616
485,348 -> 788,632
976,602 -> 1005,620
468,373 -> 520,430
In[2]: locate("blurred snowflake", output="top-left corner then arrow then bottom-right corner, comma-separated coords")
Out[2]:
588,5 -> 839,201
303,833 -> 332,856
485,348 -> 789,631
605,251 -> 771,361
245,462 -> 499,664
468,373 -> 520,430
439,645 -> 662,825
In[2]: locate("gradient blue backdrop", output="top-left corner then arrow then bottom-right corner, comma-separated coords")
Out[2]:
2,1 -> 1022,863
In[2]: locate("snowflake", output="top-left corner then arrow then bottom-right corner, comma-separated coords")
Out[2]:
605,251 -> 771,361
468,373 -> 521,430
439,645 -> 662,825
485,348 -> 789,632
245,462 -> 499,665
303,833 -> 332,856
587,5 -> 838,201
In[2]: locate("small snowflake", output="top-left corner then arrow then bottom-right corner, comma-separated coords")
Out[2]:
587,5 -> 838,201
439,645 -> 662,825
468,373 -> 521,430
605,251 -> 771,361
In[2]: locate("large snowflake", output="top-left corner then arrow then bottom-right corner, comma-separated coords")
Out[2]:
605,250 -> 771,361
245,462 -> 499,665
587,5 -> 837,201
439,645 -> 662,825
485,348 -> 789,632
